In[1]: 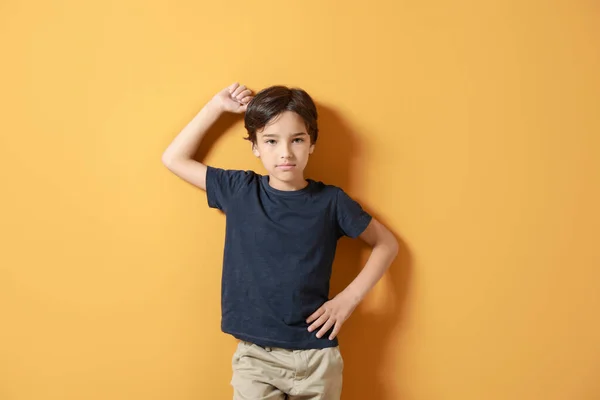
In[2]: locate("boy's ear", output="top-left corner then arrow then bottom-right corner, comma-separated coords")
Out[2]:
252,143 -> 260,157
309,144 -> 315,154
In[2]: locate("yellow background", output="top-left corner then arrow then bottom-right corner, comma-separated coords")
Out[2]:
1,0 -> 599,399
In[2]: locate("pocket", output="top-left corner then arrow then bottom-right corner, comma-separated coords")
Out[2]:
333,346 -> 342,358
332,346 -> 344,368
232,341 -> 247,368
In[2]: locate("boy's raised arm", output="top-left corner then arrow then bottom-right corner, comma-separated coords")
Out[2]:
161,83 -> 253,190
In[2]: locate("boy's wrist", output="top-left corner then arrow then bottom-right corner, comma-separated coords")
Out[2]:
340,287 -> 363,307
205,97 -> 226,116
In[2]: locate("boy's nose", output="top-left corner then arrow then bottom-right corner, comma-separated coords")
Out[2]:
280,145 -> 292,158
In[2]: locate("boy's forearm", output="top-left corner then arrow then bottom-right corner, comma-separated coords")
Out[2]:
341,241 -> 398,306
162,99 -> 223,164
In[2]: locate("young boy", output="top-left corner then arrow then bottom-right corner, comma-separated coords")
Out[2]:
162,83 -> 398,400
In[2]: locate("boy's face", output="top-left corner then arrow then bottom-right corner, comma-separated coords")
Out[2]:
253,111 -> 315,187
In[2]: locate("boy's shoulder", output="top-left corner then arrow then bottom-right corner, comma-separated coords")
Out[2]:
208,166 -> 354,204
212,166 -> 345,191
307,177 -> 345,195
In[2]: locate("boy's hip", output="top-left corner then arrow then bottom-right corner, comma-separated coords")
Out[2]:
231,340 -> 343,399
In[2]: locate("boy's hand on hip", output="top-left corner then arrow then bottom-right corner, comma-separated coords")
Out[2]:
306,291 -> 360,340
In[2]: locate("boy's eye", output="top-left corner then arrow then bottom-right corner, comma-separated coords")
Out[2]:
293,138 -> 304,143
265,140 -> 276,145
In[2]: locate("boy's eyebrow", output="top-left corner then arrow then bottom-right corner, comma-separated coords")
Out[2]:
261,132 -> 308,138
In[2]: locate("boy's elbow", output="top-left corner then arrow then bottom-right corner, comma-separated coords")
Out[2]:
161,151 -> 177,170
388,235 -> 399,258
380,226 -> 399,258
362,218 -> 399,257
161,153 -> 170,168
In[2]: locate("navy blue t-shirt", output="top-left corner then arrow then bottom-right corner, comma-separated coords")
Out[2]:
205,166 -> 372,350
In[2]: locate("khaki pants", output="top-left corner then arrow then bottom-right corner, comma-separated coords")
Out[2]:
231,340 -> 344,400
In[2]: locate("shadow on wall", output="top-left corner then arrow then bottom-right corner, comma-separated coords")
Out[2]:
307,103 -> 413,400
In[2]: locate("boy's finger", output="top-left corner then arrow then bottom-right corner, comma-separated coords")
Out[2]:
232,84 -> 246,98
306,307 -> 325,323
228,82 -> 240,93
316,318 -> 335,338
237,89 -> 252,99
307,313 -> 329,332
329,322 -> 342,340
240,96 -> 253,104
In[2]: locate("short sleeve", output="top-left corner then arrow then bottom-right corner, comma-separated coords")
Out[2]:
205,166 -> 255,212
335,188 -> 372,238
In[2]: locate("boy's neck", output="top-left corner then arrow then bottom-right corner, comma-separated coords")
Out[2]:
267,174 -> 309,191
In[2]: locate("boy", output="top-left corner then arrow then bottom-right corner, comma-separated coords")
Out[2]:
162,83 -> 398,399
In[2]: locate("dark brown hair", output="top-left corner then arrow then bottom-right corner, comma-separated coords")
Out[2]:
244,85 -> 319,144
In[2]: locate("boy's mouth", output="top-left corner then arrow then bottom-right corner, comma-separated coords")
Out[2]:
276,164 -> 296,170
